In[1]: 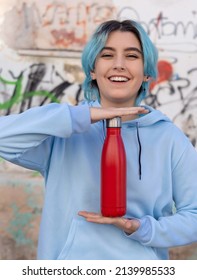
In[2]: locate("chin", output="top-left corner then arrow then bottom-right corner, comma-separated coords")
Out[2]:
110,98 -> 134,107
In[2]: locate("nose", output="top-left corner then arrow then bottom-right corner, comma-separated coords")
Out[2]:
114,66 -> 125,71
113,56 -> 125,71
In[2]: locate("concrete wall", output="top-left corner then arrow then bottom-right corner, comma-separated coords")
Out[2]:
0,0 -> 197,259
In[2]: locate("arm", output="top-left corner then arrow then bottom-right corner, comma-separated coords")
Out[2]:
0,103 -> 90,173
0,102 -> 147,174
0,103 -> 147,154
132,141 -> 197,248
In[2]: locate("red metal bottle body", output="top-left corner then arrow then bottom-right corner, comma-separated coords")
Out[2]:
101,117 -> 127,217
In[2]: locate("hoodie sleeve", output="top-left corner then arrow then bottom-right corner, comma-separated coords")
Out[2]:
0,103 -> 91,173
126,130 -> 197,248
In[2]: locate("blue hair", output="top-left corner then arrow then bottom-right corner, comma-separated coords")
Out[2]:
81,20 -> 158,105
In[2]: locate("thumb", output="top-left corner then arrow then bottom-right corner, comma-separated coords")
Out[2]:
124,219 -> 140,235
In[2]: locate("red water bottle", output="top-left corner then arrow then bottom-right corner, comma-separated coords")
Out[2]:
101,117 -> 127,217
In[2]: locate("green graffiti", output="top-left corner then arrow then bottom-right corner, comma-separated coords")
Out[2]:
0,74 -> 60,112
23,90 -> 59,103
0,75 -> 23,110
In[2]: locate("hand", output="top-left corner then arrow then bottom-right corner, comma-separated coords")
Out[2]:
90,107 -> 149,123
78,211 -> 140,235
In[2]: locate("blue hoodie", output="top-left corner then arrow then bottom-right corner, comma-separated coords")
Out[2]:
1,100 -> 197,260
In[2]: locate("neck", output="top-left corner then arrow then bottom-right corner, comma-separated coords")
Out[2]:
100,99 -> 139,122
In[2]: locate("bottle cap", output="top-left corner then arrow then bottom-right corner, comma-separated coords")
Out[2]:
106,117 -> 122,128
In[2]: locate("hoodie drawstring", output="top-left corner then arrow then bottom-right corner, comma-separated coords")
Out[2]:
136,122 -> 142,180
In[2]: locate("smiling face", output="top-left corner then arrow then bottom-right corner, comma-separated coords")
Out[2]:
91,31 -> 146,108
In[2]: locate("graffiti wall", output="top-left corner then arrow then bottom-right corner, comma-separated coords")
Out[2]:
0,0 -> 196,142
0,0 -> 197,259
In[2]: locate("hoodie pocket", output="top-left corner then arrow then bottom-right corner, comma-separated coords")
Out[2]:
57,218 -> 160,260
57,218 -> 78,260
57,218 -> 107,260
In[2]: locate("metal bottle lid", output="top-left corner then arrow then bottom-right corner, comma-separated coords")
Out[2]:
106,117 -> 122,128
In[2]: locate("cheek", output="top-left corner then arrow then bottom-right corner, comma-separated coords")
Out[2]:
129,61 -> 144,74
96,77 -> 108,93
94,59 -> 111,77
133,66 -> 145,82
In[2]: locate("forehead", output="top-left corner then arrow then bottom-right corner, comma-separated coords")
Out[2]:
105,31 -> 142,50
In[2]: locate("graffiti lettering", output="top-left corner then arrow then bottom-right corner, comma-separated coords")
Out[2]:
4,3 -> 196,50
0,64 -> 83,115
145,67 -> 197,145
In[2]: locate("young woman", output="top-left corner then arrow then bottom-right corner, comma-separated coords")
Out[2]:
1,20 -> 197,260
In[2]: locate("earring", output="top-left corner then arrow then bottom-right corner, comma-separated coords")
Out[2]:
145,75 -> 150,81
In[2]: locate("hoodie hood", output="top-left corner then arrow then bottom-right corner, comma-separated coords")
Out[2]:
122,105 -> 172,127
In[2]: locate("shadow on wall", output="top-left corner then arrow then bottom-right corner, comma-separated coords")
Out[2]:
1,163 -> 197,260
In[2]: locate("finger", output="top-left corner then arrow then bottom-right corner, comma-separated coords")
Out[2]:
110,107 -> 149,115
78,211 -> 115,224
90,107 -> 149,123
78,211 -> 102,222
78,211 -> 140,234
78,211 -> 101,216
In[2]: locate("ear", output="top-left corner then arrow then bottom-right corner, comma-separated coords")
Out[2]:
90,70 -> 96,80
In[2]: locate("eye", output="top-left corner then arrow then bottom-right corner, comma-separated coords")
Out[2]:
126,53 -> 139,59
100,53 -> 113,58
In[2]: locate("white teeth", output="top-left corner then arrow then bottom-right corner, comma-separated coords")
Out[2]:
109,76 -> 129,82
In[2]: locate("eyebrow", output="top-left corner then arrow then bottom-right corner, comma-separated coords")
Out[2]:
101,46 -> 143,54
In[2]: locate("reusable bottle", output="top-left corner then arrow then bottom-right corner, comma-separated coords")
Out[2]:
101,117 -> 127,217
